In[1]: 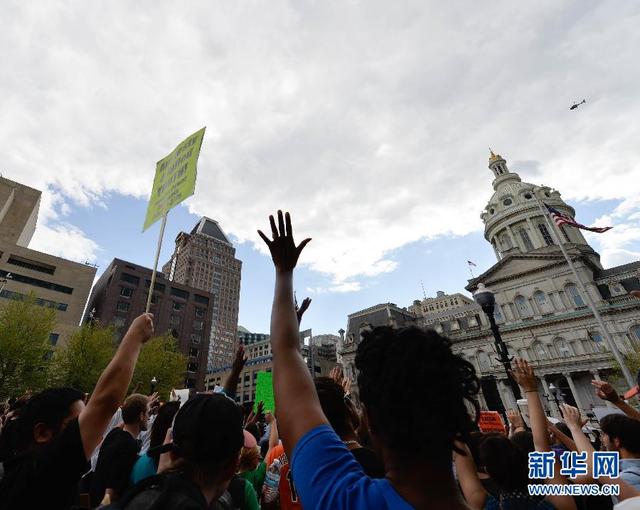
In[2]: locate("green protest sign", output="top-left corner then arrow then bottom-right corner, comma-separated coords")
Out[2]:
254,371 -> 275,413
143,127 -> 206,231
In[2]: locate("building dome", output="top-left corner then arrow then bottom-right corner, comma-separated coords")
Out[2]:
479,151 -> 593,261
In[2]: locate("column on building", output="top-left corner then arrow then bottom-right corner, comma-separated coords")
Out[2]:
526,217 -> 545,248
498,379 -> 517,410
564,372 -> 585,412
540,375 -> 560,418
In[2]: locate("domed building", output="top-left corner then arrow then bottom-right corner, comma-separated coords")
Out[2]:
340,151 -> 640,417
458,152 -> 640,415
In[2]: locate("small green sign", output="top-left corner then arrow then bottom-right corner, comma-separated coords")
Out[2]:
254,371 -> 275,413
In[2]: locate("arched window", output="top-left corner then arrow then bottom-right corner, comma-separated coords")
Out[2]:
538,224 -> 555,246
588,331 -> 605,352
534,291 -> 552,314
554,338 -> 573,358
532,341 -> 548,360
515,295 -> 531,317
630,326 -> 640,345
565,284 -> 585,307
494,303 -> 504,322
519,229 -> 535,251
518,348 -> 530,361
477,350 -> 491,372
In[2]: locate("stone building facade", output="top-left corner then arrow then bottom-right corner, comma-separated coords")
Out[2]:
0,177 -> 96,344
163,217 -> 242,372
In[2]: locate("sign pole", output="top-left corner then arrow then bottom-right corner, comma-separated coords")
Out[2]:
533,191 -> 635,387
145,213 -> 168,313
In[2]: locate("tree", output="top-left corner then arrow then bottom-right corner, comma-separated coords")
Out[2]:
130,334 -> 187,399
0,295 -> 56,399
48,322 -> 116,393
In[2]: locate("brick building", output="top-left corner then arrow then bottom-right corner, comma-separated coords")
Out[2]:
85,258 -> 214,390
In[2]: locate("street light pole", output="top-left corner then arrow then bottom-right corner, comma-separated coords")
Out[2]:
474,284 -> 522,404
0,272 -> 12,294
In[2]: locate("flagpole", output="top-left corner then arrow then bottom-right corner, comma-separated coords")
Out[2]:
533,189 -> 634,387
145,213 -> 168,313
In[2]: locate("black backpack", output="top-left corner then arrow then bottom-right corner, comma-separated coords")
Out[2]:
103,474 -> 203,510
104,473 -> 246,510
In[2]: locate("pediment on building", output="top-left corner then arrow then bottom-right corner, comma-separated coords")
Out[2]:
466,252 -> 570,291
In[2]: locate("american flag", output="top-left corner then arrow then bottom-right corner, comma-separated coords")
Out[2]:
545,204 -> 612,233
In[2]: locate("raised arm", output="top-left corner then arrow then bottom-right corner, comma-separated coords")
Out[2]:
258,211 -> 327,457
511,359 -> 576,510
453,441 -> 488,510
592,380 -> 640,420
223,345 -> 247,399
510,359 -> 549,452
78,313 -> 154,459
547,420 -> 577,452
506,409 -> 527,437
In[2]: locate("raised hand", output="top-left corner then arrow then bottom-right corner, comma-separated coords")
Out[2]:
232,344 -> 248,374
560,403 -> 583,430
258,210 -> 311,274
128,313 -> 154,343
148,392 -> 160,414
591,380 -> 621,403
296,297 -> 312,324
507,409 -> 525,430
510,358 -> 537,393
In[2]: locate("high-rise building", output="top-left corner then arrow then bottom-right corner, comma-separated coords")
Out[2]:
0,177 -> 96,344
163,217 -> 242,371
85,258 -> 214,390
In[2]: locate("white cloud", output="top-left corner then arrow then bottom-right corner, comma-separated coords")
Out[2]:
30,222 -> 99,263
2,1 -> 640,290
586,198 -> 640,268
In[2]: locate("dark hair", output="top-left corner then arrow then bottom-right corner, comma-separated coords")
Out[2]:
511,430 -> 535,455
148,401 -> 180,460
355,326 -> 479,463
600,414 -> 640,455
315,377 -> 351,437
121,394 -> 148,425
479,435 -> 529,492
553,422 -> 573,440
16,387 -> 84,452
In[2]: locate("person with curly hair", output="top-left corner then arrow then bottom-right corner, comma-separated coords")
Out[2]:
258,210 -> 480,510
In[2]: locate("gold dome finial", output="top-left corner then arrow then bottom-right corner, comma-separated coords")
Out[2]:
489,149 -> 502,163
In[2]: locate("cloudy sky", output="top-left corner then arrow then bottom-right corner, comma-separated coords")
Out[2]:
2,1 -> 639,334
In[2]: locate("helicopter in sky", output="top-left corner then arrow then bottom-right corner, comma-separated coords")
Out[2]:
570,99 -> 586,110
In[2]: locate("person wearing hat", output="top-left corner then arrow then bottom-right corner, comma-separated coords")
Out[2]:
107,393 -> 244,509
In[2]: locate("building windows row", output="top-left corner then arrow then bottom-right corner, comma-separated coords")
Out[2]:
0,269 -> 73,295
503,284 -> 584,321
0,289 -> 68,311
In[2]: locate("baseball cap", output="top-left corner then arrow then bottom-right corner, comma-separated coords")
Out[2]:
170,393 -> 244,463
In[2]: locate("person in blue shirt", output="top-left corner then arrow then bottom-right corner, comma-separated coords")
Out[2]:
600,414 -> 640,492
130,400 -> 180,485
258,210 -> 481,510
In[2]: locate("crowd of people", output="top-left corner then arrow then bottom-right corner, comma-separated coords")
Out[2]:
0,210 -> 640,509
